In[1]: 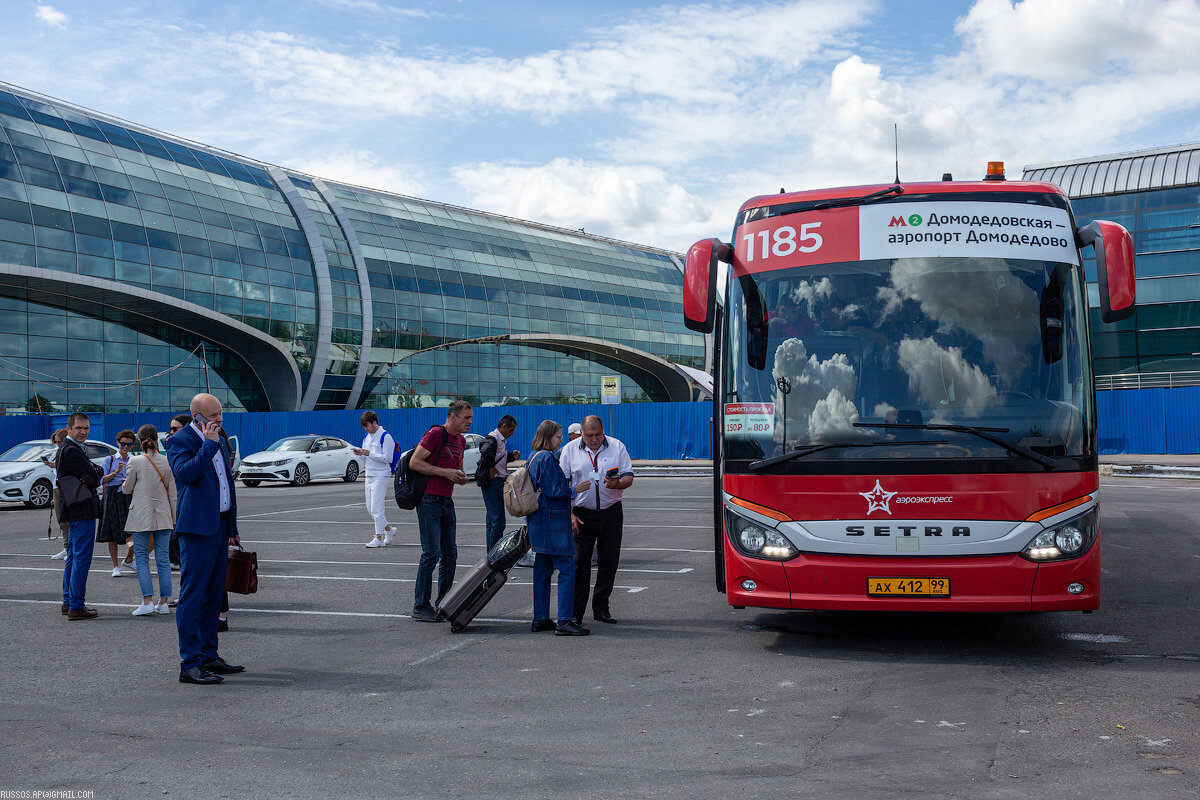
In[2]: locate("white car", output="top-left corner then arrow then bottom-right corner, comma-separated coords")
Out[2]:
0,439 -> 118,509
235,435 -> 364,487
462,432 -> 484,478
397,432 -> 485,479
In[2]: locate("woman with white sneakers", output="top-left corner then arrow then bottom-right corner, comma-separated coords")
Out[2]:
122,424 -> 177,616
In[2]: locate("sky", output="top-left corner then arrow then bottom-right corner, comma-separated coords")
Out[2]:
2,0 -> 1199,251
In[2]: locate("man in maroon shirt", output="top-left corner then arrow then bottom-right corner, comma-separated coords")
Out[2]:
409,400 -> 473,621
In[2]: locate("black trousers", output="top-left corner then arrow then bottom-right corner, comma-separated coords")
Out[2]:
572,502 -> 623,619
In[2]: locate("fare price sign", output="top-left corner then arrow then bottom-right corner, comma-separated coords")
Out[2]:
732,198 -> 1078,273
724,403 -> 774,438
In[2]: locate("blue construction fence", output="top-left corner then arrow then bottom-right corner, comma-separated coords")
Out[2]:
0,402 -> 713,461
1096,385 -> 1200,455
0,388 -> 1194,457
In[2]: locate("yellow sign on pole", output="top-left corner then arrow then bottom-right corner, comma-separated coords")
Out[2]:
601,375 -> 621,405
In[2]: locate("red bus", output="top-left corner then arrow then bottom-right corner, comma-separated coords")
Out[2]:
684,165 -> 1135,613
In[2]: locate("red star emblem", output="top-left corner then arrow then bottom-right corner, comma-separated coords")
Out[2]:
860,480 -> 896,515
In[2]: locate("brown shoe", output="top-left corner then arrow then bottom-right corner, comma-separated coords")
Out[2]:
61,604 -> 68,615
67,608 -> 99,620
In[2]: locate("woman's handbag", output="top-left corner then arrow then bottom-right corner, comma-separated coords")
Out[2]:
226,544 -> 259,594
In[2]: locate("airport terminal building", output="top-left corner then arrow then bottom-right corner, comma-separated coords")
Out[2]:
0,83 -> 705,414
1024,144 -> 1200,385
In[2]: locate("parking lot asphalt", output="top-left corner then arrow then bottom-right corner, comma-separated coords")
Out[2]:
1,475 -> 1198,799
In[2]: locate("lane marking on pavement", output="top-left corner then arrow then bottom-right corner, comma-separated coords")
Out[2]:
236,521 -> 711,529
407,641 -> 472,667
0,597 -> 529,624
240,502 -> 365,518
0,565 -> 648,592
1,553 -> 692,574
23,542 -> 717,556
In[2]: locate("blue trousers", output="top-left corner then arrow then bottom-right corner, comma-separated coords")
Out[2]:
533,552 -> 575,623
480,479 -> 506,551
176,519 -> 230,671
63,519 -> 96,610
131,529 -> 172,600
415,494 -> 456,610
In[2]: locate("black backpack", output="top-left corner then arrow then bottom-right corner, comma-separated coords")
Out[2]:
474,434 -> 498,485
394,425 -> 447,510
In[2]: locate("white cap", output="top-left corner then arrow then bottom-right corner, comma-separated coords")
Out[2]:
567,422 -> 582,436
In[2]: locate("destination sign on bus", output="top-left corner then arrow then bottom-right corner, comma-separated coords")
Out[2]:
735,202 -> 1077,273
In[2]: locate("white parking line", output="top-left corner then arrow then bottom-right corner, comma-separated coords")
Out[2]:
0,565 -> 648,592
0,597 -> 528,624
238,521 -> 710,529
240,502 -> 365,518
2,553 -> 692,574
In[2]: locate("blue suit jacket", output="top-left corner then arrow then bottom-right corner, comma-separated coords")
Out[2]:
165,425 -> 239,537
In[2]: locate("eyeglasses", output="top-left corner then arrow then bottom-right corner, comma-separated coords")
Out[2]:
119,442 -> 133,448
169,426 -> 181,432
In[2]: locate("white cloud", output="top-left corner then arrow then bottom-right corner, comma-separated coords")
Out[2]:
889,258 -> 1039,384
297,148 -> 429,198
771,337 -> 859,442
897,337 -> 998,418
34,3 -> 69,27
955,0 -> 1200,82
452,158 -> 710,245
3,0 -> 1200,250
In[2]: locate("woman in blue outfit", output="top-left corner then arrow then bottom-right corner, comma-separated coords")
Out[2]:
526,420 -> 592,637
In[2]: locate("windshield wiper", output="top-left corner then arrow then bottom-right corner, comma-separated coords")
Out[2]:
852,422 -> 1058,470
810,185 -> 904,211
748,438 -> 948,472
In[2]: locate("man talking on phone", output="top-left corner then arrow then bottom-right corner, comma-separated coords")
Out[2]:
165,393 -> 244,685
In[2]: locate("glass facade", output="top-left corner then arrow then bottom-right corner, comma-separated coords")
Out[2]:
1026,146 -> 1200,378
0,84 -> 704,412
1073,186 -> 1200,375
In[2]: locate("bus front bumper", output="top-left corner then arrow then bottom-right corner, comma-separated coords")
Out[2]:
724,539 -> 1100,613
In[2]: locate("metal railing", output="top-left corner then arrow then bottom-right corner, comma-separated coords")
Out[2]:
1095,371 -> 1200,390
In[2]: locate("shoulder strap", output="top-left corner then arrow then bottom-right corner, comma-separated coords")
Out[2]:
145,455 -> 175,526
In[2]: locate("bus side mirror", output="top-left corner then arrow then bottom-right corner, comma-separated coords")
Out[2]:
684,238 -> 730,333
1076,221 -> 1135,323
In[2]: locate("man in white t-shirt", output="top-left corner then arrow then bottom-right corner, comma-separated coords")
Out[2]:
355,411 -> 396,548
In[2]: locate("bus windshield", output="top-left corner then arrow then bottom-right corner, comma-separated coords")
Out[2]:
723,255 -> 1094,472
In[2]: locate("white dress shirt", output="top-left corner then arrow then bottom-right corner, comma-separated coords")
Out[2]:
190,421 -> 231,513
559,435 -> 634,510
488,427 -> 509,479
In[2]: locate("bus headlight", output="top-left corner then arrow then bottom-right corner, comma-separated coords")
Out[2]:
725,507 -> 798,562
1021,507 -> 1097,562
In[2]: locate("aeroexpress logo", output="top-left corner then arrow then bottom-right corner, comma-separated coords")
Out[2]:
888,214 -> 924,227
859,480 -> 896,515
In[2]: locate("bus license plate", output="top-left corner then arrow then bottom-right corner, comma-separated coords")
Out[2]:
867,577 -> 950,597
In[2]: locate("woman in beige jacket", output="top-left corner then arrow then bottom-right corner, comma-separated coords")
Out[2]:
123,424 -> 178,616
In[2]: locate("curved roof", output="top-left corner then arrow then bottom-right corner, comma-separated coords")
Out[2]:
0,264 -> 303,411
1022,142 -> 1200,198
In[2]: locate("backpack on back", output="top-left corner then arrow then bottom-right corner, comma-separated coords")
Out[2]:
378,428 -> 403,474
393,425 -> 447,511
474,434 -> 498,485
502,462 -> 541,517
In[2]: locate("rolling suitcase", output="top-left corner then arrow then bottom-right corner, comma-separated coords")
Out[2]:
435,527 -> 530,632
436,555 -> 508,633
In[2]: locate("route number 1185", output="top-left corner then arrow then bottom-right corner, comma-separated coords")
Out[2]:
742,222 -> 823,262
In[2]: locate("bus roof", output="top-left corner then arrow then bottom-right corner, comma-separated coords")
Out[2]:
737,180 -> 1068,216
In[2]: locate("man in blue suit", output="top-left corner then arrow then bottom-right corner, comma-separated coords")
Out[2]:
165,393 -> 245,685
